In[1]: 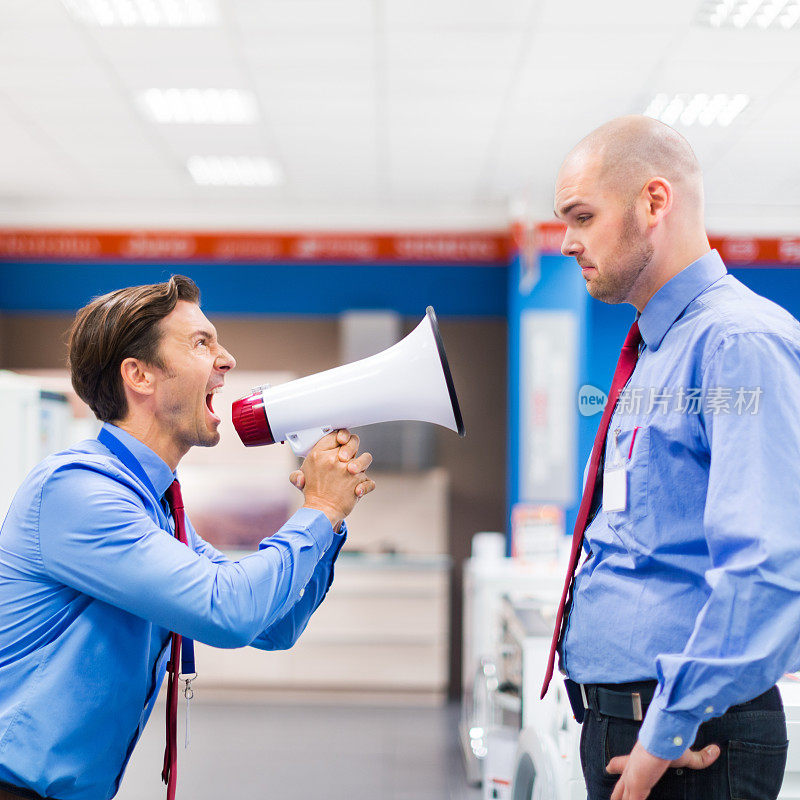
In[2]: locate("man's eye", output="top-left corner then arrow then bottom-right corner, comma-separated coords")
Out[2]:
577,215 -> 592,223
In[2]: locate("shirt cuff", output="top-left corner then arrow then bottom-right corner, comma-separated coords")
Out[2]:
638,693 -> 704,760
331,520 -> 347,550
285,507 -> 337,554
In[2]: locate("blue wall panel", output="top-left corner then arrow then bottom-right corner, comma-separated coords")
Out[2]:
729,267 -> 800,320
507,253 -> 588,542
0,261 -> 508,317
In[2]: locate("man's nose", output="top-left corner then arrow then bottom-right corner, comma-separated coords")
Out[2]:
561,231 -> 583,258
216,346 -> 236,372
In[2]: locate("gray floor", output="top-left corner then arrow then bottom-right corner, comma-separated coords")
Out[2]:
115,696 -> 482,800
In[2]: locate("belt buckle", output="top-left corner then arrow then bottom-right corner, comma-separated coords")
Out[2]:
632,691 -> 643,722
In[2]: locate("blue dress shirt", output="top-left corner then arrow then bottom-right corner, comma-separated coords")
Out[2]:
0,423 -> 345,799
561,250 -> 800,759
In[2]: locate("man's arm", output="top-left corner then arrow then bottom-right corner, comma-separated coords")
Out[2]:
250,429 -> 372,649
606,331 -> 800,799
183,431 -> 370,649
184,510 -> 348,651
638,331 -> 800,758
250,525 -> 347,650
38,463 -> 335,649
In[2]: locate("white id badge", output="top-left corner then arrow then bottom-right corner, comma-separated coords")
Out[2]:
602,428 -> 628,513
602,466 -> 627,512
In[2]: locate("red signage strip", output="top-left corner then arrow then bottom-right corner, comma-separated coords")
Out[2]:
519,222 -> 800,266
4,226 -> 799,266
0,229 -> 510,265
709,236 -> 800,266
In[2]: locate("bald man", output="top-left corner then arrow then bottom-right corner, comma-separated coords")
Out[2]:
549,116 -> 796,800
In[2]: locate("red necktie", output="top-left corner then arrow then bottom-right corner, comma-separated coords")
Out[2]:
162,479 -> 188,800
540,320 -> 642,698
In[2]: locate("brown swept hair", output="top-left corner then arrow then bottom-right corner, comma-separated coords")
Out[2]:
68,275 -> 200,422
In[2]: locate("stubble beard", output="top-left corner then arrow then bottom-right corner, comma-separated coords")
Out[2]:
585,205 -> 654,305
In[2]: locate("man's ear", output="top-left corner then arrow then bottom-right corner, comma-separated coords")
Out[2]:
643,177 -> 672,227
120,357 -> 156,398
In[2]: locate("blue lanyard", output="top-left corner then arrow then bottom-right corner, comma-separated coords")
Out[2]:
97,426 -> 160,504
97,426 -> 195,676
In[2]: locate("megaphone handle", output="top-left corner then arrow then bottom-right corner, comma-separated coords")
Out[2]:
285,426 -> 334,457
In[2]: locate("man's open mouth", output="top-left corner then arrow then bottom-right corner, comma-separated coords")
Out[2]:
206,386 -> 221,416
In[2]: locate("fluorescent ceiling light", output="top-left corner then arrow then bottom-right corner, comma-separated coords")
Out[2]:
644,93 -> 750,127
139,89 -> 258,124
60,0 -> 219,27
696,0 -> 800,28
187,156 -> 283,186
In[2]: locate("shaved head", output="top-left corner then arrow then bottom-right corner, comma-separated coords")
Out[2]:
555,115 -> 710,311
564,115 -> 703,211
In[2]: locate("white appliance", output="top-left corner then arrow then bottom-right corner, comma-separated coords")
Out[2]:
0,371 -> 77,517
461,533 -> 566,786
497,597 -> 585,800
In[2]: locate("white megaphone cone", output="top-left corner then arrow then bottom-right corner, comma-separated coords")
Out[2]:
232,306 -> 465,456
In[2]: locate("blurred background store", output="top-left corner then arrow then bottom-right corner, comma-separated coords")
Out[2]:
3,1 -> 800,798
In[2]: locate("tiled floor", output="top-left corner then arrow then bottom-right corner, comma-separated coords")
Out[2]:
116,696 -> 482,800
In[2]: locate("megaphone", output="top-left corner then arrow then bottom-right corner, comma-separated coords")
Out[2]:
231,306 -> 465,456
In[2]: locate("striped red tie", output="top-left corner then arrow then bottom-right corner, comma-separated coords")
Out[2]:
162,479 -> 188,800
541,320 -> 642,698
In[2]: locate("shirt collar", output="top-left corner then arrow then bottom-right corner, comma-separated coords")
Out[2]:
638,249 -> 727,351
101,422 -> 177,499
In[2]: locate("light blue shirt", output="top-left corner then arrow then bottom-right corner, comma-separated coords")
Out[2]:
561,250 -> 800,759
0,423 -> 345,799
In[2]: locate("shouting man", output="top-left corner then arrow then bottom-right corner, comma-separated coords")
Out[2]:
0,275 -> 374,800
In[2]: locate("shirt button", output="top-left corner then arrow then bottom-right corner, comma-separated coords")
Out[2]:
705,706 -> 714,714
673,736 -> 683,747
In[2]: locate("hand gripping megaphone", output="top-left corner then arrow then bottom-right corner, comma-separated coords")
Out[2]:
231,306 -> 465,456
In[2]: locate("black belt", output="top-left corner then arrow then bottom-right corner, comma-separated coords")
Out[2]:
565,678 -> 657,724
565,678 -> 783,726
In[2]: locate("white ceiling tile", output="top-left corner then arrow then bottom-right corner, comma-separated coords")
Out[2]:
388,66 -> 514,99
10,91 -> 137,125
384,0 -> 535,29
755,93 -> 800,131
155,124 -> 271,155
524,27 -> 677,70
386,30 -> 525,68
84,26 -> 236,66
239,31 -> 375,67
1,0 -> 71,27
286,174 -> 379,203
0,62 -> 117,94
514,66 -> 651,104
669,26 -> 800,64
0,24 -> 93,65
111,59 -> 248,93
276,126 -> 376,150
0,106 -> 63,165
649,59 -> 793,96
388,97 -> 502,129
705,135 -> 800,205
0,0 -> 799,231
231,0 -> 375,31
538,0 -> 697,28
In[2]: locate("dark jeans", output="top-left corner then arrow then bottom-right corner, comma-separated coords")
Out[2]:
580,686 -> 788,800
